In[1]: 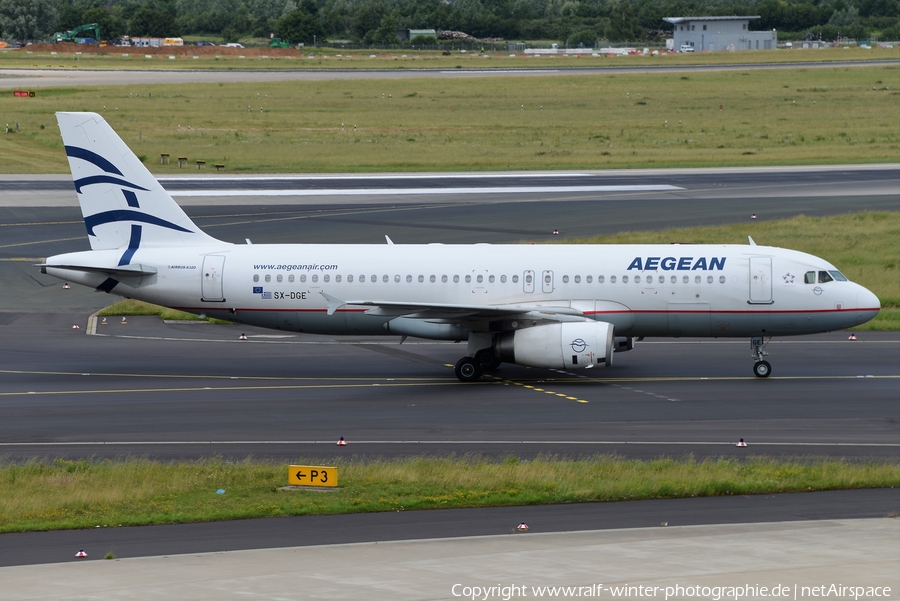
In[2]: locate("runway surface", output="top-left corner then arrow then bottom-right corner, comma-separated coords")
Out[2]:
0,313 -> 897,461
0,489 -> 896,567
1,59 -> 897,88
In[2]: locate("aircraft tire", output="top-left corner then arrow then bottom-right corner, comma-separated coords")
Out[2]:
753,360 -> 772,378
455,357 -> 484,382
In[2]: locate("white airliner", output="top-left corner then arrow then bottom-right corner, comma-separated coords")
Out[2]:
43,112 -> 880,381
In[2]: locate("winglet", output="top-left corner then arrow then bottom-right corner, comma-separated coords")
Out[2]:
748,236 -> 757,246
385,235 -> 394,245
320,291 -> 345,316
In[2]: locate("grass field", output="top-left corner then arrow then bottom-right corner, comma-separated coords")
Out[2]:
1,456 -> 896,533
1,45 -> 897,71
1,63 -> 897,173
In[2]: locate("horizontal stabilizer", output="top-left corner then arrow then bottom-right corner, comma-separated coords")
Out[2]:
38,263 -> 158,277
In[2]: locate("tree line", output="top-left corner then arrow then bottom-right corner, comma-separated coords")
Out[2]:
2,0 -> 898,46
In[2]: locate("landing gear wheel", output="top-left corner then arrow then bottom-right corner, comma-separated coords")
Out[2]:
753,360 -> 772,378
474,349 -> 501,371
455,357 -> 484,382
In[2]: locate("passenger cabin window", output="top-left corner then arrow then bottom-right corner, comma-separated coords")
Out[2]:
253,274 -> 259,282
277,274 -> 283,283
818,271 -> 834,283
289,274 -> 295,283
805,271 -> 816,284
512,275 -> 519,283
300,274 -> 307,283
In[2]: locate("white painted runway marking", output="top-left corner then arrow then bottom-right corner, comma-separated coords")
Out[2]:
0,440 -> 896,447
171,185 -> 683,197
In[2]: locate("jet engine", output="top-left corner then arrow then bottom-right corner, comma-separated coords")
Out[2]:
494,321 -> 615,370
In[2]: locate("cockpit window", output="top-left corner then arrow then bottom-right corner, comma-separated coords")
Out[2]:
804,271 -> 816,284
829,270 -> 848,282
818,271 -> 834,283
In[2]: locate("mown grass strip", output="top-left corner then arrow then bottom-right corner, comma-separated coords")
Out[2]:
0,456 -> 897,533
1,64 -> 897,173
2,46 -> 897,71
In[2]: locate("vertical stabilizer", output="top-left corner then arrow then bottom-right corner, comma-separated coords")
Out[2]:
56,112 -> 220,252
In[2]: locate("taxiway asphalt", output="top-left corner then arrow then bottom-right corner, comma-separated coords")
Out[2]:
1,60 -> 898,89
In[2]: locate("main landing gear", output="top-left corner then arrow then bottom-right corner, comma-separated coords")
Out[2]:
751,336 -> 771,378
455,349 -> 502,382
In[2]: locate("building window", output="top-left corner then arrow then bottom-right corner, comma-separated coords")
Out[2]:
703,24 -> 707,30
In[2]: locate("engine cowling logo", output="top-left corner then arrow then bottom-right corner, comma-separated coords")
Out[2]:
570,338 -> 587,353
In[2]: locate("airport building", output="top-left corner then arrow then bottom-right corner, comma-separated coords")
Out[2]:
663,16 -> 777,52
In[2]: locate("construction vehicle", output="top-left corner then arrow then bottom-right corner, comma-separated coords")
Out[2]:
54,23 -> 100,43
270,37 -> 291,48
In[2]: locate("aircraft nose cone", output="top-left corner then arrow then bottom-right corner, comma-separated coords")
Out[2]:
857,286 -> 880,311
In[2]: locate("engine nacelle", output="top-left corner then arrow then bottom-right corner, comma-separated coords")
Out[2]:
495,321 -> 614,370
614,336 -> 635,353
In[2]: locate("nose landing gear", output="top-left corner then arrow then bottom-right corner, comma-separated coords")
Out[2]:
751,336 -> 771,378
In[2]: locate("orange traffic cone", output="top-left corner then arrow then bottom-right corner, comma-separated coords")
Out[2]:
121,317 -> 127,325
75,549 -> 87,558
517,522 -> 529,532
736,438 -> 747,448
101,317 -> 107,325
337,436 -> 347,446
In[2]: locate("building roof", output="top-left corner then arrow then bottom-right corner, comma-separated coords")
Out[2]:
663,16 -> 760,24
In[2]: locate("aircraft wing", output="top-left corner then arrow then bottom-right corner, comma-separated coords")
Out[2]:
320,292 -> 586,320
